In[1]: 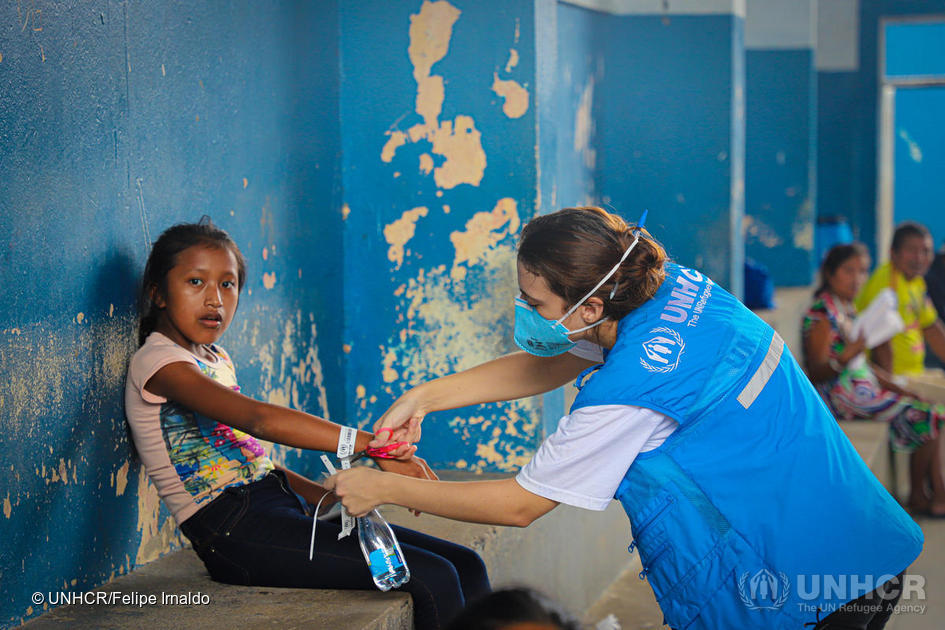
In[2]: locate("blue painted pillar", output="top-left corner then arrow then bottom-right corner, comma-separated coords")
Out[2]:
339,0 -> 544,471
744,0 -> 817,286
586,0 -> 746,295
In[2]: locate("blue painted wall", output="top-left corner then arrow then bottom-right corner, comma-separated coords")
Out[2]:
745,49 -> 816,285
0,1 -> 341,625
595,14 -> 746,292
816,0 -> 945,258
553,2 -> 605,210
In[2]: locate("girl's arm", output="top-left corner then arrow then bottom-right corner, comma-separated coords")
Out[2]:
277,465 -> 335,507
324,466 -> 559,527
371,351 -> 596,449
144,361 -> 432,479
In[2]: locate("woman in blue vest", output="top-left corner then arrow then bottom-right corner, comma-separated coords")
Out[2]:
326,207 -> 923,630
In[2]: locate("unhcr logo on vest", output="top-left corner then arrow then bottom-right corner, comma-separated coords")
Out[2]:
640,327 -> 685,373
738,568 -> 790,610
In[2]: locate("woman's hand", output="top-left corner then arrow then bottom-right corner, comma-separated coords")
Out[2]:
324,467 -> 388,517
839,335 -> 867,364
369,392 -> 426,457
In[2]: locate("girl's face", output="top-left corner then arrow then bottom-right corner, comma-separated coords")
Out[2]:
153,245 -> 240,351
827,253 -> 870,302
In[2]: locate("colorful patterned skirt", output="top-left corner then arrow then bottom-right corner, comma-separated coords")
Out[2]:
817,366 -> 945,452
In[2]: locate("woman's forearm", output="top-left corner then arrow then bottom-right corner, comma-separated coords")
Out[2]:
331,469 -> 558,526
413,351 -> 594,414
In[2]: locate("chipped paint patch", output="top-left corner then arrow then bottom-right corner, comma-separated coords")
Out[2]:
449,198 -> 520,281
135,465 -> 178,564
419,153 -> 434,175
3,494 -> 11,518
505,48 -> 519,73
575,78 -> 596,169
492,73 -> 529,119
898,128 -> 923,163
262,271 -> 277,290
381,131 -> 408,163
342,203 -> 351,220
383,1 -> 487,190
115,460 -> 129,496
792,200 -> 815,250
75,312 -> 85,324
743,215 -> 783,248
384,206 -> 429,269
382,350 -> 400,383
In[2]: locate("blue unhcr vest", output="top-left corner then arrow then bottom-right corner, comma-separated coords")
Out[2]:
572,264 -> 923,630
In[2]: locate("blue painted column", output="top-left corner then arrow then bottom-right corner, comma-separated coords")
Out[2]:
574,0 -> 746,294
339,0 -> 543,471
744,0 -> 817,286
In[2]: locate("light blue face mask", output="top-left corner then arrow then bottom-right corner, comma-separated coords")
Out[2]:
514,210 -> 648,357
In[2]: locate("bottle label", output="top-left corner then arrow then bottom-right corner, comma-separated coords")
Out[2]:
368,549 -> 404,576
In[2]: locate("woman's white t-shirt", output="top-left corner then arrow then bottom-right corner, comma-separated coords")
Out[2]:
515,340 -> 679,511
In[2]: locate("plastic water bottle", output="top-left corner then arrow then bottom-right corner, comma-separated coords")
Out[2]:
357,509 -> 410,591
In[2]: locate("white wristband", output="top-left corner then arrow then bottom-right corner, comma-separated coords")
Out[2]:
337,426 -> 357,460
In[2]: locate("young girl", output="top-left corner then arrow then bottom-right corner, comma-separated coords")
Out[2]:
802,242 -> 945,517
327,207 -> 923,630
124,219 -> 490,630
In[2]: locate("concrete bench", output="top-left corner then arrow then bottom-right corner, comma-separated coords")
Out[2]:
23,472 -> 633,629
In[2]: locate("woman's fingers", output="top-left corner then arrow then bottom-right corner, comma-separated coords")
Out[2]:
370,397 -> 426,447
324,468 -> 382,517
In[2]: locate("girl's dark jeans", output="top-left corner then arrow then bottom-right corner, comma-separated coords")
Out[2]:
179,470 -> 490,630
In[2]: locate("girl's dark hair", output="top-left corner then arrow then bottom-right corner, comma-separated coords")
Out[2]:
815,242 -> 869,296
137,218 -> 247,346
446,587 -> 580,630
518,206 -> 667,321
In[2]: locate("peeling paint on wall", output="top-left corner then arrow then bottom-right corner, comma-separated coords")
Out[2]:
505,48 -> 519,73
898,128 -> 923,163
792,203 -> 814,250
449,198 -> 520,281
380,0 -> 487,190
248,308 -> 330,421
574,78 -> 596,170
115,460 -> 129,496
135,466 -> 179,565
743,215 -> 783,248
384,206 -> 429,269
492,74 -> 529,119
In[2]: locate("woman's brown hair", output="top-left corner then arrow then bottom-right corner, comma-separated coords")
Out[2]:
517,206 -> 667,321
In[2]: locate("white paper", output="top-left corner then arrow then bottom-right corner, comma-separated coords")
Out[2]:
851,288 -> 905,349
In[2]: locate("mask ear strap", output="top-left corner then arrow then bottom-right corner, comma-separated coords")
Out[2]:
555,209 -> 649,325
